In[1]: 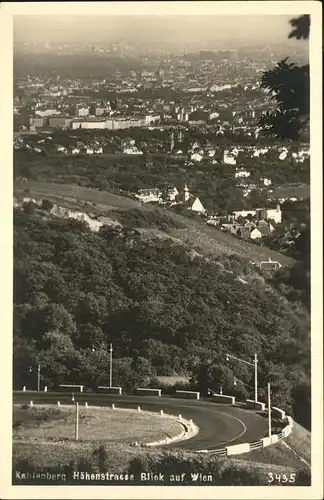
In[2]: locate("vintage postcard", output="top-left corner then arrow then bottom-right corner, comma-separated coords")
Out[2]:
0,1 -> 322,499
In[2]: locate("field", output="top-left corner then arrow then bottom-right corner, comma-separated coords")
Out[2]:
269,183 -> 310,200
13,405 -> 184,445
15,180 -> 140,212
14,180 -> 296,266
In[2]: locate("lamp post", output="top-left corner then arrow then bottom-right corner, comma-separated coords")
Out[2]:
29,363 -> 41,391
75,402 -> 79,441
268,382 -> 272,438
92,343 -> 113,388
109,343 -> 113,388
226,353 -> 258,403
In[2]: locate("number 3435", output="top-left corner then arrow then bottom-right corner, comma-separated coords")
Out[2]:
268,472 -> 296,484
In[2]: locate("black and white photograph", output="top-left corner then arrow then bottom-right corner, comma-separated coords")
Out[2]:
0,1 -> 322,499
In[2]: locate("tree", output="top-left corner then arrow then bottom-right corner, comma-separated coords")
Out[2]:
291,380 -> 311,430
41,199 -> 54,211
258,15 -> 310,140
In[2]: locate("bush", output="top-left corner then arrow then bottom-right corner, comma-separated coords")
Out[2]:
22,201 -> 36,214
41,199 -> 54,211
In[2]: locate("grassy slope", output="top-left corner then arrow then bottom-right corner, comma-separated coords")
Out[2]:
14,180 -> 295,266
237,421 -> 311,470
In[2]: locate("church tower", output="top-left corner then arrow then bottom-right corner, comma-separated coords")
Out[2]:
184,183 -> 190,202
178,129 -> 183,143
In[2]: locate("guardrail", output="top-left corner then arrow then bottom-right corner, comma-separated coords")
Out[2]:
245,399 -> 266,411
272,406 -> 286,420
97,386 -> 122,395
135,388 -> 162,397
249,440 -> 263,450
226,442 -> 250,456
59,384 -> 84,392
175,390 -> 200,400
211,394 -> 235,405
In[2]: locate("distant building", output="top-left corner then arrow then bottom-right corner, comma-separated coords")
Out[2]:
76,107 -> 90,117
223,150 -> 237,165
35,109 -> 60,117
235,168 -> 251,179
123,146 -> 143,155
29,116 -> 46,129
71,119 -> 107,130
233,205 -> 282,224
136,188 -> 161,203
262,178 -> 272,187
190,152 -> 203,162
184,184 -> 190,202
48,116 -> 73,129
165,186 -> 179,202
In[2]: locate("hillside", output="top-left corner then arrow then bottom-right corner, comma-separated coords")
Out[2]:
13,205 -> 310,423
14,180 -> 296,266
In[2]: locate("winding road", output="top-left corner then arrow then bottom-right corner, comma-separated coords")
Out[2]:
13,392 -> 268,451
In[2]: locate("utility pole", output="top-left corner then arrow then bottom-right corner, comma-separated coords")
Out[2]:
37,363 -> 41,392
109,343 -> 113,388
268,382 -> 272,438
254,353 -> 258,404
75,402 -> 79,441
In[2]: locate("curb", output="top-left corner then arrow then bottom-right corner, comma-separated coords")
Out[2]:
144,418 -> 199,447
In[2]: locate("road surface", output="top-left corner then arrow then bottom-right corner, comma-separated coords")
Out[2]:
13,392 -> 268,451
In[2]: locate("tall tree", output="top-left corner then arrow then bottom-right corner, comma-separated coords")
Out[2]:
258,15 -> 310,141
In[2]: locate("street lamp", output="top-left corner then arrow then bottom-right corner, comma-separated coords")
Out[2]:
226,353 -> 258,403
29,363 -> 41,392
268,382 -> 272,438
92,343 -> 113,388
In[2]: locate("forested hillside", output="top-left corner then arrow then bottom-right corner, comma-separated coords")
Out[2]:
13,207 -> 310,428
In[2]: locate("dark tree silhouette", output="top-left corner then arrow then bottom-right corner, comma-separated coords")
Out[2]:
258,15 -> 310,140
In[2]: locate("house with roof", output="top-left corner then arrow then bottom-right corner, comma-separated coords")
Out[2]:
250,220 -> 275,239
165,186 -> 179,201
190,197 -> 206,214
190,152 -> 203,162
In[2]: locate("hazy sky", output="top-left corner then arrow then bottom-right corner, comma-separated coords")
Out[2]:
14,15 -> 308,46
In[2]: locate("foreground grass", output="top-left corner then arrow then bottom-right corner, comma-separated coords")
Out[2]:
13,406 -> 183,444
12,441 -> 310,486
